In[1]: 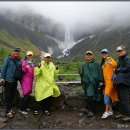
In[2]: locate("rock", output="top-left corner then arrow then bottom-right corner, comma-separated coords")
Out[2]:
65,96 -> 86,108
39,122 -> 48,128
0,111 -> 6,117
85,120 -> 92,124
0,123 -> 7,129
100,124 -> 105,127
56,119 -> 61,124
78,113 -> 85,117
78,118 -> 84,125
66,122 -> 72,127
0,117 -> 8,123
79,108 -> 88,114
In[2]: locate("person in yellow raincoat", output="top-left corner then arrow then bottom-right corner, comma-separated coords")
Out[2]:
34,53 -> 61,115
101,49 -> 118,119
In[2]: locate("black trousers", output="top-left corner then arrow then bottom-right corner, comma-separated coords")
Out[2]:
86,96 -> 96,113
35,96 -> 52,111
20,92 -> 30,111
117,84 -> 130,115
4,81 -> 17,113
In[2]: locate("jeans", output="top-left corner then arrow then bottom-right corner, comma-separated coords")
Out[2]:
104,94 -> 112,105
4,81 -> 17,113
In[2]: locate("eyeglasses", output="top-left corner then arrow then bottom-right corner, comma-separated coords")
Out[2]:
28,55 -> 33,56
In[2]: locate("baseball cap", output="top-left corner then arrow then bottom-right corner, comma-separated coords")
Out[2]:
101,49 -> 109,54
13,48 -> 21,52
44,53 -> 51,58
86,51 -> 93,55
26,51 -> 33,56
116,46 -> 126,51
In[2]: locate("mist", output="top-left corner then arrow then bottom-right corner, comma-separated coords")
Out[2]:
0,2 -> 130,27
0,1 -> 130,41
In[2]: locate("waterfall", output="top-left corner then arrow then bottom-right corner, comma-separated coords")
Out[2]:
64,26 -> 75,49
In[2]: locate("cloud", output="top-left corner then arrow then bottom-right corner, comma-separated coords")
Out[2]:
0,1 -> 130,28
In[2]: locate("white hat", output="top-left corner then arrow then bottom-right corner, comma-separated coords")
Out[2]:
26,51 -> 33,56
44,53 -> 51,58
116,46 -> 125,51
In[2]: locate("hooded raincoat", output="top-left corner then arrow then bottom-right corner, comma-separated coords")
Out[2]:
34,60 -> 61,101
20,59 -> 34,96
81,60 -> 104,101
102,57 -> 118,101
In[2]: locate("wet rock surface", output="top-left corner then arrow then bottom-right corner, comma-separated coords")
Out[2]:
0,84 -> 130,128
0,106 -> 130,129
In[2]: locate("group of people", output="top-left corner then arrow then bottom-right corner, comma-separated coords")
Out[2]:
79,46 -> 130,121
0,48 -> 60,118
0,45 -> 130,122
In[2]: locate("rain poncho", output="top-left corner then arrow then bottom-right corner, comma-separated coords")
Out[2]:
34,60 -> 61,101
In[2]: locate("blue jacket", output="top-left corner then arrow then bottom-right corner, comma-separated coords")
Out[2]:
115,55 -> 130,86
1,56 -> 21,82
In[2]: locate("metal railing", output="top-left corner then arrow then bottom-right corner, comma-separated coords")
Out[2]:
56,74 -> 81,84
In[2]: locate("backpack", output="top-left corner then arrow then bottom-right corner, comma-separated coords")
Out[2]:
13,60 -> 23,81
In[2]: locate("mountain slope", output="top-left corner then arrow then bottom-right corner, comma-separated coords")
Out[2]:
70,27 -> 130,57
0,16 -> 63,58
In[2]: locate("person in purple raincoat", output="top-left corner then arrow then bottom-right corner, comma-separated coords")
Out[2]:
19,51 -> 34,115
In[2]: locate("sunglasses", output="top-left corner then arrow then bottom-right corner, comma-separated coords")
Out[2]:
117,50 -> 123,53
46,56 -> 51,59
28,55 -> 33,56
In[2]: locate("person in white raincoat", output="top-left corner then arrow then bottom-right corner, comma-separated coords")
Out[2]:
34,53 -> 61,115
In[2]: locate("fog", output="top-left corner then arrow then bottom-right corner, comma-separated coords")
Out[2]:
0,1 -> 130,28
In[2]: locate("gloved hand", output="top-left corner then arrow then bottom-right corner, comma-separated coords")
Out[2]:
37,63 -> 41,68
55,65 -> 59,70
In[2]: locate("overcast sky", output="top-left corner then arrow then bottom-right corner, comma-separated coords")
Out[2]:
0,2 -> 130,27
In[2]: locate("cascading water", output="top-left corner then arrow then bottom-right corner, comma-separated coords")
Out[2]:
57,25 -> 75,58
64,26 -> 75,49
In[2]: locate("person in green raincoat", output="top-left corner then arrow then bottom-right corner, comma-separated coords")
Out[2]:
79,51 -> 104,117
34,53 -> 61,115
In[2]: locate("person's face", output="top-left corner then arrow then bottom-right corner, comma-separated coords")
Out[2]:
27,55 -> 33,61
12,51 -> 21,58
117,50 -> 126,57
85,54 -> 93,61
44,56 -> 51,63
101,52 -> 108,58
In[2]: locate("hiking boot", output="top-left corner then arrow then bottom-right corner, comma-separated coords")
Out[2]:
19,110 -> 28,115
87,111 -> 94,117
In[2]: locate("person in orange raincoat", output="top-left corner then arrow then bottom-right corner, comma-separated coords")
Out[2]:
101,49 -> 118,119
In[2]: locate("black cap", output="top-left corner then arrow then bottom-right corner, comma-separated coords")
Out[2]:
13,48 -> 21,52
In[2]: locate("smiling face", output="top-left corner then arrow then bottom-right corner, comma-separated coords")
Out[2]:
85,53 -> 93,61
12,50 -> 21,58
117,50 -> 126,57
101,52 -> 108,58
44,56 -> 51,63
27,54 -> 33,61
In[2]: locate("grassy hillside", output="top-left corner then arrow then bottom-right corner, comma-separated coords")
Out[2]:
0,16 -> 63,63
